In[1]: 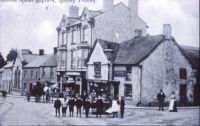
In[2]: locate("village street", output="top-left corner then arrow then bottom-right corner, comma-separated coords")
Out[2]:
0,94 -> 199,126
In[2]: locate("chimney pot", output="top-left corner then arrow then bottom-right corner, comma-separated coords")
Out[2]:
135,29 -> 142,38
39,49 -> 44,56
53,47 -> 57,54
163,24 -> 171,39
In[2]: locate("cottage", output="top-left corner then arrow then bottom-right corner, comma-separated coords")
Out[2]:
87,24 -> 199,106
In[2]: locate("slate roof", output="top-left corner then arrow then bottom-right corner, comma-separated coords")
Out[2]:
115,35 -> 164,65
180,45 -> 199,69
41,54 -> 57,67
22,54 -> 40,64
24,54 -> 54,68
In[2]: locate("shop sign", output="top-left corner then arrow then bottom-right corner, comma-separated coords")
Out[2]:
114,70 -> 126,77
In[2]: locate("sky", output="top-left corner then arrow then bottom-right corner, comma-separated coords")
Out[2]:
0,0 -> 199,58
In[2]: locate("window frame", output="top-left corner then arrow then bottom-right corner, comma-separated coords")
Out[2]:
94,62 -> 101,77
179,68 -> 187,79
124,84 -> 132,98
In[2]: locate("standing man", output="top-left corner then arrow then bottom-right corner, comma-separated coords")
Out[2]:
96,96 -> 103,118
157,89 -> 166,111
54,97 -> 61,117
120,96 -> 125,119
68,97 -> 75,117
75,96 -> 83,117
84,98 -> 91,118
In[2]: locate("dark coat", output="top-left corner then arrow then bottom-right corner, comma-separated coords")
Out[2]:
76,99 -> 83,108
68,99 -> 75,111
157,92 -> 166,102
84,100 -> 91,110
96,99 -> 103,109
120,99 -> 125,109
54,99 -> 61,108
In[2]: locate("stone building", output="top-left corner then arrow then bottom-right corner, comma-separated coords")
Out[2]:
0,62 -> 14,92
87,24 -> 199,106
23,53 -> 57,93
0,49 -> 57,95
56,0 -> 147,95
12,49 -> 39,93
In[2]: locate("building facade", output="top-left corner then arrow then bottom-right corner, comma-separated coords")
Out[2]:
56,0 -> 147,95
87,24 -> 199,106
22,53 -> 57,94
0,62 -> 13,92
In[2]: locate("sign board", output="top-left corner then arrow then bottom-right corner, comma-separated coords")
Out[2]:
114,71 -> 126,77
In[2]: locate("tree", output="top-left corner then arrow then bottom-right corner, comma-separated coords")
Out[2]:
6,48 -> 18,62
0,52 -> 6,68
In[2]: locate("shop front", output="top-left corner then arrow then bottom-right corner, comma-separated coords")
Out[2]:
87,79 -> 120,99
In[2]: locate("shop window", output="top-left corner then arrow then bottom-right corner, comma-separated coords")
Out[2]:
126,66 -> 132,81
124,84 -> 132,98
179,68 -> 187,79
94,62 -> 101,77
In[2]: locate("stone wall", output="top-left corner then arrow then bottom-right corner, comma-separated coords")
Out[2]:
140,39 -> 194,104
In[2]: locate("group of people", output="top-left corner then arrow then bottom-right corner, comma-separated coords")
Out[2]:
54,96 -> 125,119
157,89 -> 178,112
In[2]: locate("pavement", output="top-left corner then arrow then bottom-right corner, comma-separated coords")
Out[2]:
0,94 -> 199,125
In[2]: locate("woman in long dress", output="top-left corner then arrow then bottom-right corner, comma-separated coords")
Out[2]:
106,97 -> 120,117
169,91 -> 178,112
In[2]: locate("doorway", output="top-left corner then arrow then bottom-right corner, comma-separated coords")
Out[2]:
179,84 -> 187,106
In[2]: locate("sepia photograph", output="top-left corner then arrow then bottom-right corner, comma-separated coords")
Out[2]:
0,0 -> 199,125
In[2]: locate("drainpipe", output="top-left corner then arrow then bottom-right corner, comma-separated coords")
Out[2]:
139,65 -> 143,107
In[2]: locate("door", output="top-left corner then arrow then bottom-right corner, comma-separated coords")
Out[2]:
114,82 -> 119,98
179,85 -> 187,106
193,84 -> 199,106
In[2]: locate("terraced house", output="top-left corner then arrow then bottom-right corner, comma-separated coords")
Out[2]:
56,0 -> 147,95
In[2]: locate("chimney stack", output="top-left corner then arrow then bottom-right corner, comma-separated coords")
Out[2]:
53,47 -> 57,54
39,49 -> 44,56
135,29 -> 142,38
128,0 -> 138,16
163,24 -> 172,40
69,6 -> 79,17
103,0 -> 114,12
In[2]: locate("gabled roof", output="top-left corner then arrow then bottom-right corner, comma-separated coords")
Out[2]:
180,45 -> 199,69
24,54 -> 53,68
115,35 -> 164,65
41,54 -> 57,67
98,39 -> 119,63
